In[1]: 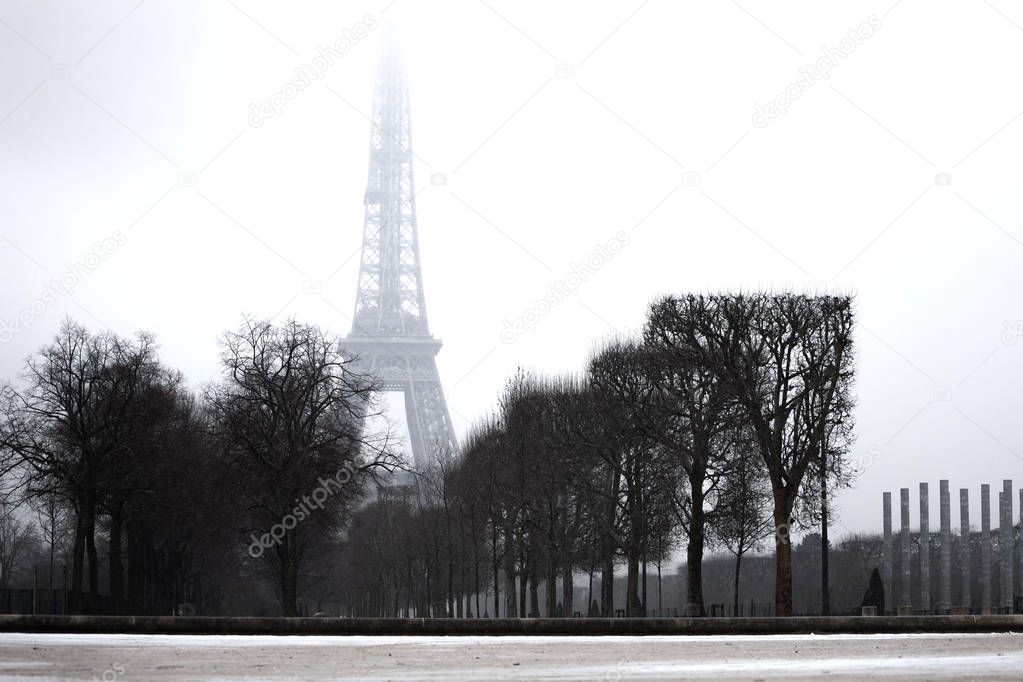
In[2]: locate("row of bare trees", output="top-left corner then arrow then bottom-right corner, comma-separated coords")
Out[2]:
0,291 -> 853,617
339,293 -> 856,617
0,316 -> 396,616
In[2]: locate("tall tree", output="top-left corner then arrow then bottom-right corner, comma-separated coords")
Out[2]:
0,493 -> 37,588
1,320 -> 162,612
714,429 -> 774,616
649,293 -> 854,616
459,417 -> 506,618
207,317 -> 396,616
33,489 -> 71,599
643,315 -> 736,617
587,342 -> 663,617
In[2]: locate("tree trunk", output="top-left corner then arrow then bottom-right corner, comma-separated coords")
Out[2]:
518,551 -> 527,617
48,517 -> 55,594
282,528 -> 298,617
820,464 -> 831,616
657,561 -> 662,616
475,556 -> 481,618
70,506 -> 86,614
562,560 -> 574,617
84,501 -> 98,614
545,534 -> 558,617
625,460 -> 643,617
733,551 -> 743,616
447,556 -> 454,618
601,466 -> 619,617
126,525 -> 140,613
421,564 -> 429,617
503,538 -> 517,617
626,545 -> 641,616
587,568 -> 593,616
404,575 -> 410,618
774,504 -> 793,617
528,558 -> 540,618
642,555 -> 647,617
686,495 -> 706,616
600,552 -> 614,617
491,523 -> 500,618
108,501 -> 124,613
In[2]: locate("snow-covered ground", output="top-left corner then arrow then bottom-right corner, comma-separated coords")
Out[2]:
0,631 -> 1020,680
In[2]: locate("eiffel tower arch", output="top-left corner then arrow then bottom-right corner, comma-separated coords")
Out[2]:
340,39 -> 457,476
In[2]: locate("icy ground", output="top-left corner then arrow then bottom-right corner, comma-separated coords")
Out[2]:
0,631 -> 1021,680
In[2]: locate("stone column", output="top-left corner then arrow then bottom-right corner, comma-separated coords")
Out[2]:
959,488 -> 971,613
939,480 -> 951,613
919,482 -> 930,613
999,491 -> 1007,612
900,488 -> 912,613
982,484 -> 992,613
883,492 -> 893,614
1001,480 -> 1013,612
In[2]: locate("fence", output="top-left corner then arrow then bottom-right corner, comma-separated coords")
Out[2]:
0,589 -> 114,615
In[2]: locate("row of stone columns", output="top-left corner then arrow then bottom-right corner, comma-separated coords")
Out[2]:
881,479 -> 1017,614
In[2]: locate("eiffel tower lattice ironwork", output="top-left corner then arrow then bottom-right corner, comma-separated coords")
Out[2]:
341,41 -> 456,474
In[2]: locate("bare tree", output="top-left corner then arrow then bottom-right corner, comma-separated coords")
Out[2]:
650,293 -> 854,616
0,494 -> 37,588
0,319 -> 163,612
643,315 -> 736,617
320,293 -> 856,621
587,341 -> 665,617
458,416 -> 506,618
33,489 -> 71,598
713,429 -> 774,615
207,316 -> 397,616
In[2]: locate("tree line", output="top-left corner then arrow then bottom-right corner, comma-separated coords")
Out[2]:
0,316 -> 397,616
340,292 -> 856,618
0,292 -> 854,617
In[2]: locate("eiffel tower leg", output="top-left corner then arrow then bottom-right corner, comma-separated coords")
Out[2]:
403,380 -> 428,471
403,357 -> 456,472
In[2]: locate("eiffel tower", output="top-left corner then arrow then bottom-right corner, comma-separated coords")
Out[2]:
341,38 -> 457,475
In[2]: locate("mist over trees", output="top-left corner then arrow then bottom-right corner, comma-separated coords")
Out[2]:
0,292 -> 858,617
339,292 -> 857,618
0,317 -> 397,616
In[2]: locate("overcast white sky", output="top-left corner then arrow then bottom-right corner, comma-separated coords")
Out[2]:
2,0 -> 1023,536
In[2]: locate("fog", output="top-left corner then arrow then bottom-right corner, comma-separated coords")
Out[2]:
2,0 -> 1022,535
